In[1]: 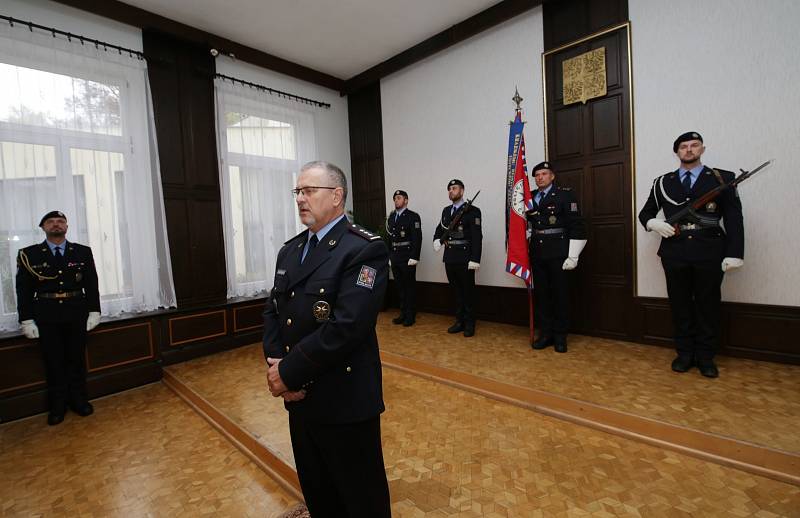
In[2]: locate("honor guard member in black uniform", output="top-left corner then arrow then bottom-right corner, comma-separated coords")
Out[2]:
16,211 -> 101,425
526,162 -> 587,353
387,189 -> 422,326
639,132 -> 744,378
433,179 -> 482,337
263,161 -> 391,518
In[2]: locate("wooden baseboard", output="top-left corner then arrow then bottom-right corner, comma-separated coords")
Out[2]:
388,280 -> 800,364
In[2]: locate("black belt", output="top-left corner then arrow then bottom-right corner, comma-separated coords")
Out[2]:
534,228 -> 565,235
392,241 -> 412,248
36,290 -> 83,299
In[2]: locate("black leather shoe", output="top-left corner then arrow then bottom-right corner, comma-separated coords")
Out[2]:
463,323 -> 475,338
554,342 -> 567,353
70,401 -> 94,417
697,362 -> 719,378
671,355 -> 694,373
47,411 -> 65,426
402,319 -> 415,327
532,336 -> 552,350
447,322 -> 464,334
392,315 -> 404,325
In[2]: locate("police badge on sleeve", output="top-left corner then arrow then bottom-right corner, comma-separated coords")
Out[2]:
356,265 -> 377,290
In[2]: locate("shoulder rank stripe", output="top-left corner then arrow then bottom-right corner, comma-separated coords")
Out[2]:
348,224 -> 381,241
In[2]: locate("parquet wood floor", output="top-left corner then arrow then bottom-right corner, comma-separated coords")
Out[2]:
166,343 -> 800,517
375,312 -> 800,454
0,384 -> 300,517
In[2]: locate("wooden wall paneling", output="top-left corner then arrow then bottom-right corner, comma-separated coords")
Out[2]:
0,341 -> 45,395
86,322 -> 154,373
168,310 -> 228,347
347,82 -> 386,233
144,30 -> 227,307
544,0 -> 628,51
233,303 -> 266,333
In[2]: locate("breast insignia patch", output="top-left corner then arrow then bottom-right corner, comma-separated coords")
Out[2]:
356,265 -> 377,289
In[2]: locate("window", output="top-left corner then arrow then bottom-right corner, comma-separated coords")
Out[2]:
0,24 -> 175,330
215,81 -> 317,298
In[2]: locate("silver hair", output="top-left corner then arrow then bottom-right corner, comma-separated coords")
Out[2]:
301,161 -> 348,203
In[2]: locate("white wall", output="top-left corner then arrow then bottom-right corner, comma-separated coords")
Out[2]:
631,0 -> 800,307
214,59 -> 352,210
0,0 -> 142,51
381,8 -> 544,288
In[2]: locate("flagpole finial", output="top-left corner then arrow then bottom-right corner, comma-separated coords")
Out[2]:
512,87 -> 523,111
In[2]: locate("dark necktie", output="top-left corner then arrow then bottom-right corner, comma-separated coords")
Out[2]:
302,234 -> 318,264
682,172 -> 692,193
537,191 -> 545,204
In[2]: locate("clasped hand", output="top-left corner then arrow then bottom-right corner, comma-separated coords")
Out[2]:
266,357 -> 306,401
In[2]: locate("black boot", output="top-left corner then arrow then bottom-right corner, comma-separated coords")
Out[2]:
532,335 -> 553,350
392,313 -> 404,325
671,355 -> 694,373
463,321 -> 475,337
553,335 -> 567,353
447,321 -> 464,334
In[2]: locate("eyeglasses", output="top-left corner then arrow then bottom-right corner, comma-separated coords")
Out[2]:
291,186 -> 338,198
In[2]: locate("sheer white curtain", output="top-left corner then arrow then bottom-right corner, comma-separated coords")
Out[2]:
215,80 -> 317,298
0,23 -> 175,331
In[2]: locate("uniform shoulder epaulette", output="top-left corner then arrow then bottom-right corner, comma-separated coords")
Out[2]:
348,224 -> 382,241
284,229 -> 308,245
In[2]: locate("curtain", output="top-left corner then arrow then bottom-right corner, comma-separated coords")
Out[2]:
214,79 -> 317,298
0,23 -> 175,330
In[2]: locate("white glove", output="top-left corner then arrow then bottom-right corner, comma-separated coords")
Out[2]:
433,240 -> 442,252
562,257 -> 578,270
526,229 -> 532,240
721,257 -> 744,272
467,261 -> 480,270
562,239 -> 587,270
86,311 -> 101,331
408,259 -> 419,266
646,218 -> 675,238
21,320 -> 39,339
388,259 -> 391,267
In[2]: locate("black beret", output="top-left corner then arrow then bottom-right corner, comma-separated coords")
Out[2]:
39,210 -> 67,227
447,179 -> 464,189
531,161 -> 553,174
393,189 -> 408,198
673,131 -> 703,153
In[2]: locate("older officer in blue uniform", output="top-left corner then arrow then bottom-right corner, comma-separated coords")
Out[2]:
16,211 -> 101,425
263,161 -> 391,518
387,189 -> 422,326
526,162 -> 587,353
433,179 -> 482,337
639,132 -> 744,378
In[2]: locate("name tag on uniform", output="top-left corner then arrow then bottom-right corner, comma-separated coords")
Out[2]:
356,265 -> 377,290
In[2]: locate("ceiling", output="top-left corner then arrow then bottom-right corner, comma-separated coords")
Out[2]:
119,0 -> 500,79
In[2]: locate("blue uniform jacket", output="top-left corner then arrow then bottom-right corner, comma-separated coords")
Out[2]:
262,217 -> 388,423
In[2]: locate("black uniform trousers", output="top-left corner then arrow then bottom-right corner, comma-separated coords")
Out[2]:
532,257 -> 569,339
445,263 -> 475,324
661,257 -> 724,362
391,261 -> 417,321
38,317 -> 89,411
289,413 -> 391,518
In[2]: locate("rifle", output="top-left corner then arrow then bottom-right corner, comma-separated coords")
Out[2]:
438,190 -> 481,244
666,160 -> 772,234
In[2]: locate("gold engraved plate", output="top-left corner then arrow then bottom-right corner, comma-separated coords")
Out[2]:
563,47 -> 607,105
549,215 -> 557,224
312,301 -> 331,322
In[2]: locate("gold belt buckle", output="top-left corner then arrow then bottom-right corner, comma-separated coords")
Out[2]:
54,292 -> 68,299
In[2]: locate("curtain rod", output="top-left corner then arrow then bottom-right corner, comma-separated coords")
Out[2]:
215,73 -> 331,109
0,14 -> 145,60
